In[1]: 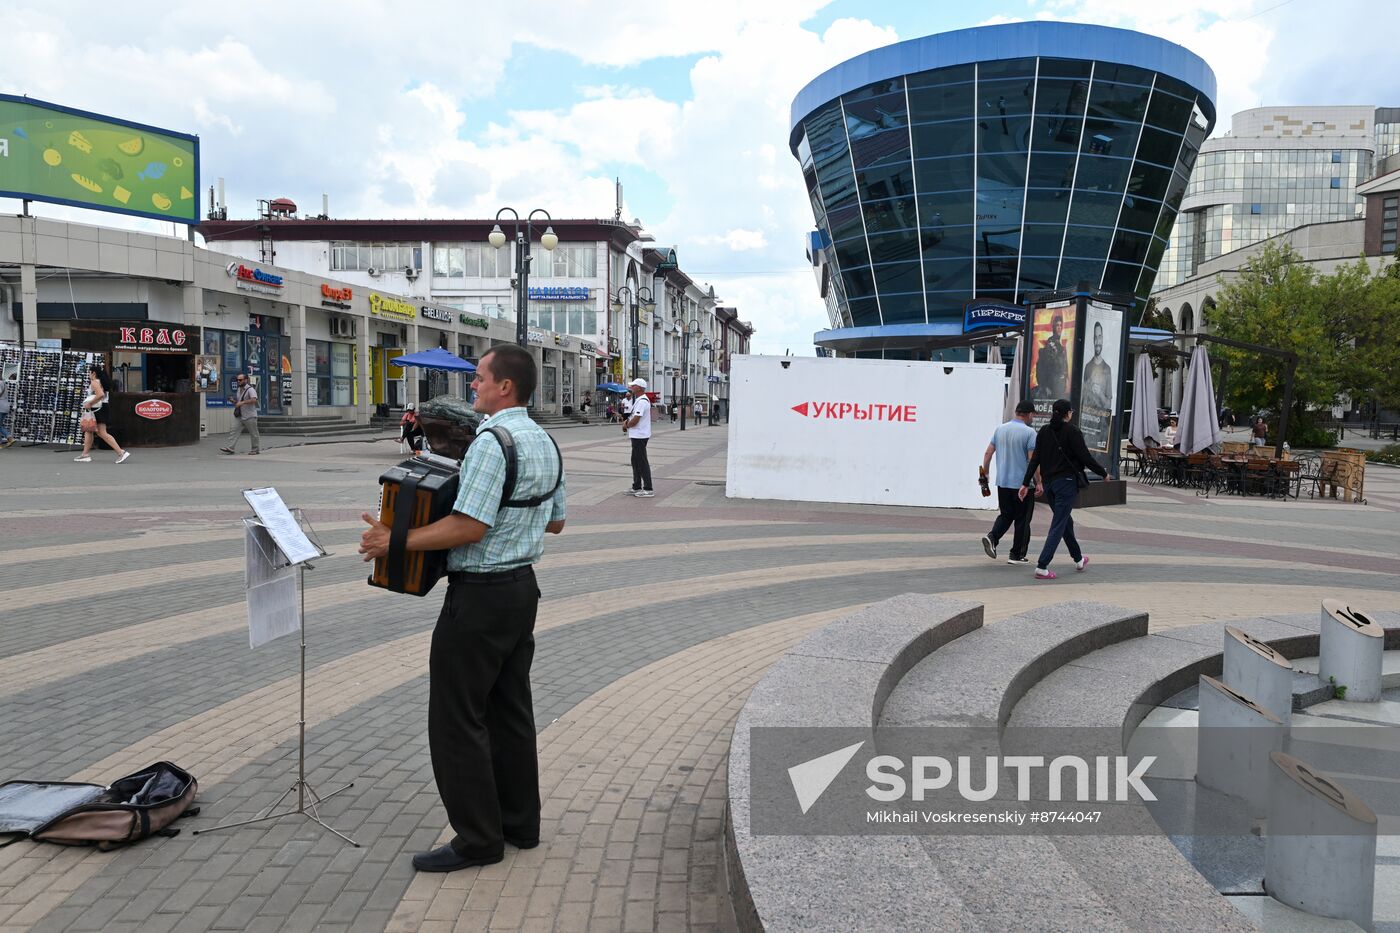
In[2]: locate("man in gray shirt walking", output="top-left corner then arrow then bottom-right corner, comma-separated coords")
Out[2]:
981,400 -> 1039,564
220,374 -> 261,455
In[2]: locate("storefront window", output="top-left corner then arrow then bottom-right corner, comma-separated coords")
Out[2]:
202,328 -> 242,407
332,343 -> 353,406
307,339 -> 352,406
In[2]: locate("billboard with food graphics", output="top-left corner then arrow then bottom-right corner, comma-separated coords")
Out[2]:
0,95 -> 199,224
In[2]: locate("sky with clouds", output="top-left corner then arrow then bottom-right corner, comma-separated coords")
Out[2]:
3,0 -> 1397,354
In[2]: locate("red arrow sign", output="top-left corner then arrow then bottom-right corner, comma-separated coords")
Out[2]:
791,402 -> 809,416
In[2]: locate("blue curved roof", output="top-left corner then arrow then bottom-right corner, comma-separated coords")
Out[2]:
791,21 -> 1216,147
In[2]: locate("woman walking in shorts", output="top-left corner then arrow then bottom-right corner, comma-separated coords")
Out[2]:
75,367 -> 130,463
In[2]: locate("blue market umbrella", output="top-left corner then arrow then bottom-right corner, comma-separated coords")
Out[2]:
391,347 -> 476,372
596,382 -> 628,393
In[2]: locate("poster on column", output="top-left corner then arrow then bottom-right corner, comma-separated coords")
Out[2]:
1079,301 -> 1123,454
1027,300 -> 1075,425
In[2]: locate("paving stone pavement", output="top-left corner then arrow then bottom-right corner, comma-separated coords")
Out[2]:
0,422 -> 1398,932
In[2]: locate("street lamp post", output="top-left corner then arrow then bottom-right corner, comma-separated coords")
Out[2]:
611,285 -> 654,382
489,208 -> 557,350
679,319 -> 703,431
701,338 -> 716,425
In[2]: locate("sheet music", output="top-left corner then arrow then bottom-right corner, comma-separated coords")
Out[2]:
247,571 -> 300,649
242,487 -> 321,565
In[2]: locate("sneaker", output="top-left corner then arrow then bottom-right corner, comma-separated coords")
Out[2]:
73,455 -> 91,462
1075,556 -> 1090,572
115,451 -> 131,464
1035,568 -> 1057,580
219,447 -> 235,455
1,438 -> 14,448
981,535 -> 997,560
628,488 -> 641,496
634,490 -> 655,498
249,450 -> 259,456
1007,556 -> 1029,565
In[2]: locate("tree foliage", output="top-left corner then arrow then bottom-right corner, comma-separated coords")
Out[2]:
1208,242 -> 1400,436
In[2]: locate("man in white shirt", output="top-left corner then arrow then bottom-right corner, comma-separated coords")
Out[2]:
623,378 -> 654,497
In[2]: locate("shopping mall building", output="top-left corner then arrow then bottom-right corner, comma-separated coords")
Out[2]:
791,21 -> 1217,357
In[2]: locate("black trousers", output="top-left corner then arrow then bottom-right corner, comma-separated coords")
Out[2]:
429,570 -> 541,858
630,437 -> 652,491
987,486 -> 1036,560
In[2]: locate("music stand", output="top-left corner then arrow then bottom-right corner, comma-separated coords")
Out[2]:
194,495 -> 359,846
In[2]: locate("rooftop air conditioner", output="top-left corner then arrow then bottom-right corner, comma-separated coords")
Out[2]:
404,266 -> 419,280
367,266 -> 381,277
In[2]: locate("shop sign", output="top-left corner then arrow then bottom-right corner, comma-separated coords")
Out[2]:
640,344 -> 650,362
579,340 -> 597,355
962,299 -> 1025,333
115,324 -> 193,353
526,329 -> 546,345
420,305 -> 454,323
656,248 -> 679,272
226,262 -> 285,294
553,334 -> 572,348
320,283 -> 353,310
134,399 -> 173,420
369,292 -> 416,321
459,313 -> 489,329
528,286 -> 590,300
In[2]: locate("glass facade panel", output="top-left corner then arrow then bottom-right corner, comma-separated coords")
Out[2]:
867,228 -> 921,264
878,291 -> 925,323
863,197 -> 919,234
1135,126 -> 1185,166
1081,120 -> 1142,159
913,156 -> 975,191
907,63 -> 975,88
856,161 -> 918,201
1023,189 -> 1073,227
921,224 -> 974,258
978,78 -> 1035,118
908,82 -> 974,123
910,121 -> 976,159
977,57 -> 1036,79
1088,82 -> 1153,122
1017,257 -> 1060,293
1020,223 -> 1068,258
917,191 -> 977,227
872,260 -> 923,295
1074,156 -> 1133,193
1058,256 -> 1107,289
1066,191 -> 1123,228
1145,92 -> 1194,132
923,258 -> 973,293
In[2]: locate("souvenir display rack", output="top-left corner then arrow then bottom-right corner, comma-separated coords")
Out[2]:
0,345 -> 100,445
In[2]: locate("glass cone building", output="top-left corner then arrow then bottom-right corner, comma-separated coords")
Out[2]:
791,22 -> 1217,356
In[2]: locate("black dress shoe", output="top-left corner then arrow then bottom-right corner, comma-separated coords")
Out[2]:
411,844 -> 502,872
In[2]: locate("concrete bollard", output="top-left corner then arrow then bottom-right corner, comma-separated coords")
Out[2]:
1264,750 -> 1377,931
1195,674 -> 1285,817
1319,599 -> 1384,702
1223,625 -> 1294,726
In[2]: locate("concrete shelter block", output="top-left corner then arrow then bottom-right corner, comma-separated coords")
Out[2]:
1196,674 -> 1285,818
1223,624 -> 1295,726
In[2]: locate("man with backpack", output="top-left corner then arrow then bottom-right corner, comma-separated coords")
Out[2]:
359,345 -> 566,873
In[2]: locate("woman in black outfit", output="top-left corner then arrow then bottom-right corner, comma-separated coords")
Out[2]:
1018,398 -> 1107,579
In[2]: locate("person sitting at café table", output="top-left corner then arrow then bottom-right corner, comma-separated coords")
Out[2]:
1161,417 -> 1179,447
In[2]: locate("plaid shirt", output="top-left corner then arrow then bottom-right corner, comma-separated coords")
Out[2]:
448,407 -> 566,572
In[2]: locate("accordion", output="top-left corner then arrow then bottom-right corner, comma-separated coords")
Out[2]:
368,452 -> 461,596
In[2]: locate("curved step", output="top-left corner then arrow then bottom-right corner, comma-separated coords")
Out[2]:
724,597 -> 1156,932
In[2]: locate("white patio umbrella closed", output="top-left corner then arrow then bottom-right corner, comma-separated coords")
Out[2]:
1002,336 -> 1025,423
1176,345 -> 1222,454
1128,352 -> 1159,451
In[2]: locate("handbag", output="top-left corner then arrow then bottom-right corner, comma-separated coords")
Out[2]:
79,412 -> 96,431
